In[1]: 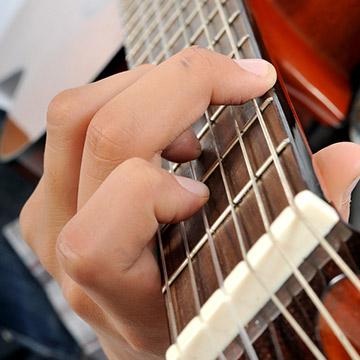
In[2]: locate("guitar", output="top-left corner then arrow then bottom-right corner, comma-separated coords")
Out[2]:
121,1 -> 360,359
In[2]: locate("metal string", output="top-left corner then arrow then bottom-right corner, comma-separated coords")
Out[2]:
173,3 -> 262,358
174,0 -> 225,289
189,1 -> 261,358
133,0 -> 182,347
123,0 -> 359,357
152,2 -> 228,358
191,1 -> 328,358
158,228 -> 179,343
213,1 -> 359,358
204,108 -> 326,360
162,137 -> 290,290
233,110 -> 325,359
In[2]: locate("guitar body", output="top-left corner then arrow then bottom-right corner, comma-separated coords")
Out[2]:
122,1 -> 360,359
246,0 -> 360,128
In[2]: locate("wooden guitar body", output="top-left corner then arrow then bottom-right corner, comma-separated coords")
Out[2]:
122,1 -> 360,358
246,0 -> 360,128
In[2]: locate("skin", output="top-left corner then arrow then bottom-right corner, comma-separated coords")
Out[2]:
19,48 -> 360,359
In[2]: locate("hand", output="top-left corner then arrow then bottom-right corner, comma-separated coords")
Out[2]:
19,48 -> 277,359
19,46 -> 360,359
313,142 -> 360,221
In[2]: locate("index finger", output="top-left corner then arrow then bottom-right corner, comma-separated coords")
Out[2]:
78,47 -> 276,207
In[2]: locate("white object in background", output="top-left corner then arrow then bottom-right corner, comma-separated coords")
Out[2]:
0,0 -> 124,160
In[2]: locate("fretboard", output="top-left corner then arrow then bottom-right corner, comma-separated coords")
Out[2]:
121,1 -> 360,359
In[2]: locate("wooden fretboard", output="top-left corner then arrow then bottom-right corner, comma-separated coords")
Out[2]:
121,1 -> 360,359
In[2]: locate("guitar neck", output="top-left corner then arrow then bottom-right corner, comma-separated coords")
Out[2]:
121,1 -> 359,359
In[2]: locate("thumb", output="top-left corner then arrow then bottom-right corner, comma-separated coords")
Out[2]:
313,142 -> 360,221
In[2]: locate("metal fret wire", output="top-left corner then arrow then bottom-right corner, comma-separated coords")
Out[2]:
192,2 -> 326,358
212,1 -> 359,357
123,0 -> 359,357
154,2 -> 228,358
175,2 -> 259,358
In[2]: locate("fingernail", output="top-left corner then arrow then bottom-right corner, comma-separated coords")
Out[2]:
175,175 -> 209,197
234,58 -> 271,77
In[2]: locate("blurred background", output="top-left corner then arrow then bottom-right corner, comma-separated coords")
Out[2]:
0,0 -> 359,359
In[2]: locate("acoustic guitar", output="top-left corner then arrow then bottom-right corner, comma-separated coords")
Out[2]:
121,1 -> 360,359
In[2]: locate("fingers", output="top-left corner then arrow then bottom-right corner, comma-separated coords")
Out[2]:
44,64 -> 155,215
162,128 -> 201,162
35,65 -> 155,276
313,142 -> 360,220
56,158 -> 209,353
78,49 -> 276,207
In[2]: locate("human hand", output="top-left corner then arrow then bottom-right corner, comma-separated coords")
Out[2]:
313,142 -> 360,221
19,48 -> 277,359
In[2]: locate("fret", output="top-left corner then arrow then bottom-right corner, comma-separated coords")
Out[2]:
162,138 -> 290,292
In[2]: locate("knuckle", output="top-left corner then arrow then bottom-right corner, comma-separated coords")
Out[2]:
47,88 -> 79,128
85,114 -> 133,163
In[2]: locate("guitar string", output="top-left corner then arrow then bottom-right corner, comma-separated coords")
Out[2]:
205,105 -> 325,360
163,2 -> 318,353
122,0 -> 328,356
193,1 -> 326,358
174,2 -> 261,358
150,0 -> 204,317
169,0 -> 357,358
153,2 -> 229,359
133,0 -> 180,345
189,5 -> 309,358
231,1 -> 360,294
157,228 -> 179,343
162,138 -> 290,289
123,0 -> 358,356
213,1 -> 359,358
232,108 -> 326,359
124,0 -> 268,359
132,0 -> 360,299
